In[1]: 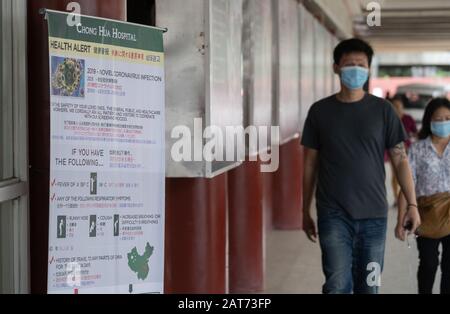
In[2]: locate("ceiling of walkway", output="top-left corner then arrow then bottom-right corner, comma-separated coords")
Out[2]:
353,0 -> 450,52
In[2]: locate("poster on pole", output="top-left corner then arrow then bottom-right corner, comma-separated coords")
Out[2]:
45,10 -> 165,294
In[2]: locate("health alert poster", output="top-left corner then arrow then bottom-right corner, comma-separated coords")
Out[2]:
45,10 -> 165,294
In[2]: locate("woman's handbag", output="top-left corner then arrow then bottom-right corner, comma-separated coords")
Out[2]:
417,192 -> 450,239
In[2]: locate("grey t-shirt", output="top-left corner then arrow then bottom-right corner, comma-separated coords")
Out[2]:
301,93 -> 407,219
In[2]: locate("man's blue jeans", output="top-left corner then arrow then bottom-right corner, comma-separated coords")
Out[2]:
317,207 -> 388,294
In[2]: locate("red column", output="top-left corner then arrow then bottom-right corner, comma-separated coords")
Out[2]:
27,0 -> 126,294
272,138 -> 304,230
165,174 -> 227,294
263,160 -> 274,231
228,161 -> 264,293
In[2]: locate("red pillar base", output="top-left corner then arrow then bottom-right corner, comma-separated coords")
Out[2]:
263,163 -> 273,231
164,175 -> 227,294
228,161 -> 264,293
272,138 -> 304,230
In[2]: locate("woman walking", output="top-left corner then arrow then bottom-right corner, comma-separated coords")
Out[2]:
396,98 -> 450,294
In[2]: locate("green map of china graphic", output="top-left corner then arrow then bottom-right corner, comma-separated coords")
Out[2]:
127,243 -> 154,280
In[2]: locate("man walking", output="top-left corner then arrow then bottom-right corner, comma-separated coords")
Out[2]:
301,38 -> 421,294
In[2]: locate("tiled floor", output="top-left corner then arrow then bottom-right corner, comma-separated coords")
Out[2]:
264,163 -> 442,294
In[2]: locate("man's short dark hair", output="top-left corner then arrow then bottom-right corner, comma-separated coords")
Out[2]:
333,38 -> 374,66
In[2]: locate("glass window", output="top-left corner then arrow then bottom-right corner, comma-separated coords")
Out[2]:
0,0 -> 28,294
1,1 -> 14,181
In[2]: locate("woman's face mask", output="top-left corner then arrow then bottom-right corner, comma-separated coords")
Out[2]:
340,66 -> 369,90
431,120 -> 450,138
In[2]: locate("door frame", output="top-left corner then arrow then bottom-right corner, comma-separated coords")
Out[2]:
0,0 -> 29,294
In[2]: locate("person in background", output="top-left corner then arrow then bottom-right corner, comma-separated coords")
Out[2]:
392,95 -> 418,148
385,91 -> 392,102
389,95 -> 418,205
396,98 -> 450,294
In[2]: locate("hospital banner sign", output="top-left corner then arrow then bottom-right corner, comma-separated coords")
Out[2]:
44,10 -> 165,294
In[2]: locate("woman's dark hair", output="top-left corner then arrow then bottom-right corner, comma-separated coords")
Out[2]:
418,98 -> 450,140
334,38 -> 374,66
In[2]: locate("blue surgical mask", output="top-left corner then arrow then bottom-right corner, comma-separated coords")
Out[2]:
340,66 -> 369,90
431,121 -> 450,138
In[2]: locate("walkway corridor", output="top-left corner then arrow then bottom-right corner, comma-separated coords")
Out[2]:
265,164 -> 442,294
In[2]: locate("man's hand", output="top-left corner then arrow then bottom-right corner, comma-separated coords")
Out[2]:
303,213 -> 318,243
402,206 -> 421,236
395,222 -> 406,241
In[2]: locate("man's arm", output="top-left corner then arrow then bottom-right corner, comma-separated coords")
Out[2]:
389,142 -> 421,234
303,147 -> 319,243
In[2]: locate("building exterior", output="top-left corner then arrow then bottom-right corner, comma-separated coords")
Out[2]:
5,0 -> 431,294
